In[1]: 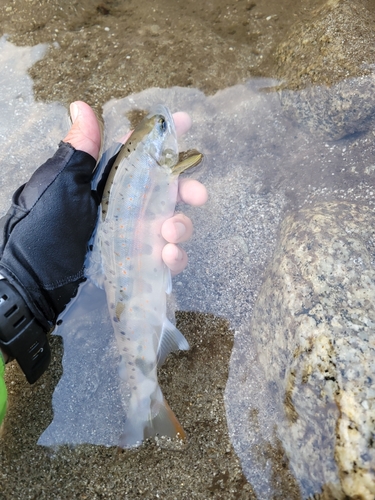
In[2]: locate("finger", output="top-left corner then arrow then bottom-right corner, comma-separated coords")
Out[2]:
177,178 -> 208,206
63,101 -> 102,160
161,213 -> 193,244
173,112 -> 192,137
162,244 -> 188,276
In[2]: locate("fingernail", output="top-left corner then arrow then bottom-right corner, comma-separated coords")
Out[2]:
175,222 -> 186,240
70,102 -> 79,123
175,248 -> 184,261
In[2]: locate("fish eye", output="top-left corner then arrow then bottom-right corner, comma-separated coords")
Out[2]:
158,117 -> 167,132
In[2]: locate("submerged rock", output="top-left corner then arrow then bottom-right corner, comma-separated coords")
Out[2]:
252,201 -> 375,498
272,0 -> 375,139
275,0 -> 375,90
279,74 -> 375,140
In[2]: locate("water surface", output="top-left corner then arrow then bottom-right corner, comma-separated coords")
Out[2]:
1,36 -> 375,499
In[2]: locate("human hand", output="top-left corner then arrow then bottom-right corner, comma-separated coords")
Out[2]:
0,101 -> 206,383
65,102 -> 207,276
0,101 -> 207,331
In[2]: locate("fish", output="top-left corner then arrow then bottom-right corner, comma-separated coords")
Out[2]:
86,105 -> 202,447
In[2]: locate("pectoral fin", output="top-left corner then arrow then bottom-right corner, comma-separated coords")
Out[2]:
172,151 -> 203,176
157,319 -> 189,367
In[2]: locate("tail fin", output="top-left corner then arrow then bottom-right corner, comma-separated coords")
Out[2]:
119,396 -> 186,448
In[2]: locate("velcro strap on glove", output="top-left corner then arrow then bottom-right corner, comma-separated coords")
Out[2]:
0,278 -> 50,384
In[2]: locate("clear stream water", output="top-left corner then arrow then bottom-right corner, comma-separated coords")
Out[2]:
1,36 -> 375,498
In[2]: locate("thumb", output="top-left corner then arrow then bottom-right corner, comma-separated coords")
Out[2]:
63,101 -> 102,161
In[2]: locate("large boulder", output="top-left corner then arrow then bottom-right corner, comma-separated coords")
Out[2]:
250,201 -> 375,498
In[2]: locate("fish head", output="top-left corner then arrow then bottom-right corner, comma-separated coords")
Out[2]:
143,105 -> 179,171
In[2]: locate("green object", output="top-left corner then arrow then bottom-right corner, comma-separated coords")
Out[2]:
0,352 -> 7,425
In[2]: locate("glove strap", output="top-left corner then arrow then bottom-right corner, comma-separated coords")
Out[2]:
0,277 -> 50,384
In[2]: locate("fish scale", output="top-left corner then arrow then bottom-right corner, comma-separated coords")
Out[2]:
86,105 -> 201,447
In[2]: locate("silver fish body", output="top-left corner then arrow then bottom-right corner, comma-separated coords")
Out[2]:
87,105 -> 189,447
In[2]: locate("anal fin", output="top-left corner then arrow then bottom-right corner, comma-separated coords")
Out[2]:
157,319 -> 189,367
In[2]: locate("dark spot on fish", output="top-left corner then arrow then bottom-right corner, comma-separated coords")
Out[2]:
146,211 -> 156,220
142,243 -> 153,255
110,303 -> 115,309
135,358 -> 154,376
105,240 -> 110,246
154,185 -> 161,192
120,331 -> 126,335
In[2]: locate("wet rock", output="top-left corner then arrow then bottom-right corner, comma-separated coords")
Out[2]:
252,201 -> 375,498
279,74 -> 375,140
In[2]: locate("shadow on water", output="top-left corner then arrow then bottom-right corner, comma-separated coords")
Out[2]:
1,32 -> 375,499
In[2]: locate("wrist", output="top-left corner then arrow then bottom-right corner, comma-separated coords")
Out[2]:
0,277 -> 51,384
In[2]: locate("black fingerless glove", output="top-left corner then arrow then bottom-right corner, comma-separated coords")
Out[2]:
0,142 -> 99,382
